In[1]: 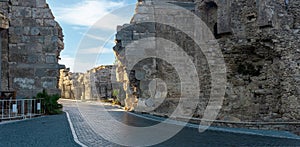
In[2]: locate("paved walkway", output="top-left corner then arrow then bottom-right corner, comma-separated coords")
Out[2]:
61,99 -> 300,147
0,113 -> 79,147
62,100 -> 119,147
1,99 -> 299,146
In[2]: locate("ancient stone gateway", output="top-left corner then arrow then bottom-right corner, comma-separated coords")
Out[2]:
113,0 -> 300,134
0,0 -> 64,98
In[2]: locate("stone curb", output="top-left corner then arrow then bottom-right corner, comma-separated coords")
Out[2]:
65,111 -> 88,147
130,112 -> 300,140
0,115 -> 46,125
61,99 -> 300,140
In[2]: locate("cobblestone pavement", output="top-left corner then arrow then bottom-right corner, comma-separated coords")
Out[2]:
62,100 -> 119,147
0,113 -> 79,147
60,99 -> 300,147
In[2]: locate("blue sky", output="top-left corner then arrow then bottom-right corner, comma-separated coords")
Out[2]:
46,0 -> 136,72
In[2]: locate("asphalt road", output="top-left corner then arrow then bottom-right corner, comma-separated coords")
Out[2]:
0,99 -> 299,147
0,113 -> 79,147
62,99 -> 300,147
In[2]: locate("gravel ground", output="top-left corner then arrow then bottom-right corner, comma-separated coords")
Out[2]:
0,113 -> 79,147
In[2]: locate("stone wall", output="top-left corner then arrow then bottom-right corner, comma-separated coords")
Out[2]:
0,0 -> 64,98
113,0 -> 300,133
59,65 -> 115,100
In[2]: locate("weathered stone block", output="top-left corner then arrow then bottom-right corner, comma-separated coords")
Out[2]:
36,0 -> 46,8
27,55 -> 39,63
13,77 -> 35,90
44,19 -> 56,27
32,8 -> 54,19
35,19 -> 44,26
45,55 -> 56,63
257,0 -> 274,27
136,5 -> 154,14
43,42 -> 58,53
25,43 -> 43,53
11,6 -> 32,18
9,18 -> 23,27
9,35 -> 23,43
41,77 -> 57,89
23,18 -> 39,26
30,27 -> 40,35
10,0 -> 36,7
9,27 -> 24,35
39,27 -> 54,36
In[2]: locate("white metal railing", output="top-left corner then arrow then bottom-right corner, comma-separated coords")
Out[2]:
0,99 -> 44,120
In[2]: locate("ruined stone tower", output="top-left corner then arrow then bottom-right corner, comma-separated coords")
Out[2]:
0,0 -> 64,98
114,0 -> 300,133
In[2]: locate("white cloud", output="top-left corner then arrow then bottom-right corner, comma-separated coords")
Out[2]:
59,55 -> 75,72
54,0 -> 128,30
79,47 -> 113,54
58,54 -> 101,73
73,62 -> 96,73
80,32 -> 115,44
92,13 -> 130,30
72,26 -> 88,31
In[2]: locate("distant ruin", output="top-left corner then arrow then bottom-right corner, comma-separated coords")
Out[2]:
0,0 -> 64,98
59,65 -> 115,101
113,0 -> 300,133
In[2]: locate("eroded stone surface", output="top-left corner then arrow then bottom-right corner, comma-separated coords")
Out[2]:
113,0 -> 300,133
0,0 -> 64,98
59,66 -> 116,101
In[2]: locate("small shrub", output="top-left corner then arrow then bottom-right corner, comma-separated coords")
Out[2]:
112,89 -> 119,99
100,99 -> 113,103
112,99 -> 121,106
112,89 -> 122,106
36,89 -> 63,115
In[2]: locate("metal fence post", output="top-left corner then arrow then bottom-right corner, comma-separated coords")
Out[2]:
0,98 -> 44,121
22,99 -> 24,119
1,101 -> 3,119
8,99 -> 11,118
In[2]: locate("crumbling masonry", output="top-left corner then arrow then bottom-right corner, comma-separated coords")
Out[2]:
59,65 -> 115,100
0,0 -> 64,98
113,0 -> 300,133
